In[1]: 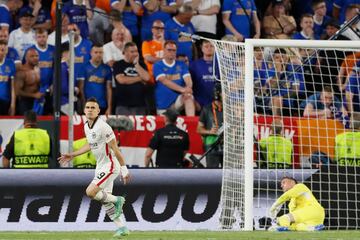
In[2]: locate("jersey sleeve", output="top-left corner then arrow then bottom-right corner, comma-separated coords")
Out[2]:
103,123 -> 116,143
222,0 -> 232,13
275,183 -> 309,206
153,62 -> 165,81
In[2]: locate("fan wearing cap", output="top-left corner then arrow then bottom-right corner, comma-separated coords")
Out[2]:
8,10 -> 36,59
19,0 -> 52,31
144,109 -> 190,168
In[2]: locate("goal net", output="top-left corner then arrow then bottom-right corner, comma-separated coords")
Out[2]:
209,38 -> 360,231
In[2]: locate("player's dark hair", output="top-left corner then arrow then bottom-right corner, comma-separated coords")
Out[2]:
281,176 -> 298,184
85,97 -> 99,105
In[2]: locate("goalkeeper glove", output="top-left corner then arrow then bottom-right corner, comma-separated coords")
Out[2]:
269,203 -> 282,219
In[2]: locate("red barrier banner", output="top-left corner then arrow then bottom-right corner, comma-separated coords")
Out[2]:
0,115 -> 347,167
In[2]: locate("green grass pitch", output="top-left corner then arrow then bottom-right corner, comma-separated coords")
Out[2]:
1,231 -> 360,240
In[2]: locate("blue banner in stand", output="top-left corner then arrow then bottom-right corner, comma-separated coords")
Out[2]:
0,168 -> 358,231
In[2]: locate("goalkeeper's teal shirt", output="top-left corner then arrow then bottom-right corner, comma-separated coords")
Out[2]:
275,183 -> 323,212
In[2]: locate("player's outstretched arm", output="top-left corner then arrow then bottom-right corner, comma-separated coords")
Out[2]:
58,143 -> 91,165
108,138 -> 130,185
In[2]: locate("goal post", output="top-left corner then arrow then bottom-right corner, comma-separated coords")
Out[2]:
208,38 -> 360,230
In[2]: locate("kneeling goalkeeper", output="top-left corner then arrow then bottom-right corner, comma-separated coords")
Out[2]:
269,176 -> 325,231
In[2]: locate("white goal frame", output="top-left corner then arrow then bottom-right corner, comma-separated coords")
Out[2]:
241,39 -> 360,231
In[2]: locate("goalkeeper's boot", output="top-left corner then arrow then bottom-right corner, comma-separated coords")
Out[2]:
268,225 -> 289,232
113,226 -> 129,238
314,224 -> 325,231
114,196 -> 125,219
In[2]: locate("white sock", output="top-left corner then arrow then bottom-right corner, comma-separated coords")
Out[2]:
94,190 -> 118,203
114,218 -> 125,228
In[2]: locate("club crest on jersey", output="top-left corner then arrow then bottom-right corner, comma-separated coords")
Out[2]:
92,132 -> 96,139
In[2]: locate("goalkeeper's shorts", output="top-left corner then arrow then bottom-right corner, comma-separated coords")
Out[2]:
291,205 -> 325,226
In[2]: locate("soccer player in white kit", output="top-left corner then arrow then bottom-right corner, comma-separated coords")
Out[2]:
58,97 -> 131,238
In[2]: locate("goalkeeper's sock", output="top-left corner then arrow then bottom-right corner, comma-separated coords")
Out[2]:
94,190 -> 117,203
278,215 -> 291,227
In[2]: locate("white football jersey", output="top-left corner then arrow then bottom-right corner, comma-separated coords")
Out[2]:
84,117 -> 120,172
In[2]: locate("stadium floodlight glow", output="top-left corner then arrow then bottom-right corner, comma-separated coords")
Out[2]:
207,38 -> 360,231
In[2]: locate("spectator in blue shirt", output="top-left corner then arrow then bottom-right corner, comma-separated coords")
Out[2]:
333,0 -> 359,24
25,29 -> 55,115
140,0 -> 176,41
0,40 -> 16,115
292,14 -> 316,40
153,40 -> 195,116
304,86 -> 347,119
262,48 -> 304,116
312,0 -> 331,39
189,39 -> 219,111
346,62 -> 360,124
0,27 -> 20,66
67,23 -> 93,71
222,0 -> 260,41
59,42 -> 84,115
164,3 -> 196,61
63,0 -> 93,39
0,0 -> 23,33
79,44 -> 113,115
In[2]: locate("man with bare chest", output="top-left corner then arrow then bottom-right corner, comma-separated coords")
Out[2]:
15,48 -> 43,115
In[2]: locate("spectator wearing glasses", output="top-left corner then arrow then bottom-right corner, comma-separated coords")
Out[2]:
142,20 -> 165,115
142,20 -> 165,84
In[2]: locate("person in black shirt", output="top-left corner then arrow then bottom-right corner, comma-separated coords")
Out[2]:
113,41 -> 150,115
144,109 -> 190,168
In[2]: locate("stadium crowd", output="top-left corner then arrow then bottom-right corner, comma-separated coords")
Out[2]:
0,0 -> 359,168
